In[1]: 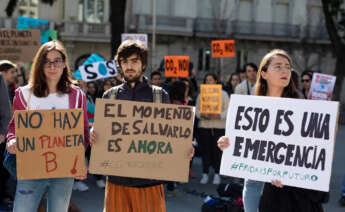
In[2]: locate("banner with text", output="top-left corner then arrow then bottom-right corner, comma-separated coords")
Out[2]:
164,56 -> 189,78
121,33 -> 148,47
15,109 -> 86,180
212,40 -> 235,58
0,29 -> 41,63
308,73 -> 336,101
200,84 -> 222,114
17,16 -> 55,44
90,99 -> 195,182
79,60 -> 117,82
220,95 -> 339,192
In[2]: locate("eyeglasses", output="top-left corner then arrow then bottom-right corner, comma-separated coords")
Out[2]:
44,59 -> 64,68
301,79 -> 310,83
271,65 -> 292,72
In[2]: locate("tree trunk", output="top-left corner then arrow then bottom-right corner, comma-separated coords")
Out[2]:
110,0 -> 126,59
321,0 -> 345,101
332,56 -> 345,100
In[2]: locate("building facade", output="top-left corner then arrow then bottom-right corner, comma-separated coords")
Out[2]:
0,0 -> 343,101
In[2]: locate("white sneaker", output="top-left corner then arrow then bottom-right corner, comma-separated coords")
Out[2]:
200,173 -> 209,184
73,181 -> 89,191
213,174 -> 221,185
96,179 -> 106,188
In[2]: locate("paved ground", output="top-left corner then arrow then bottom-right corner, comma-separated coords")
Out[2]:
70,125 -> 345,212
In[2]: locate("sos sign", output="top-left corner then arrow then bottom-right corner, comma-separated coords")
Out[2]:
79,61 -> 117,82
211,40 -> 235,58
164,56 -> 189,78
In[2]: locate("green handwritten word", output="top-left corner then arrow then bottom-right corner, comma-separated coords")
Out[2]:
231,162 -> 318,182
127,140 -> 173,154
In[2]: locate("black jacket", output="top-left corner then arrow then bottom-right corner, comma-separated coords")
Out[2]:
259,183 -> 328,212
103,77 -> 170,187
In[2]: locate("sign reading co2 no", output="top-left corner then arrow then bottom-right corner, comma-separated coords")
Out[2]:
164,56 -> 190,78
211,40 -> 235,58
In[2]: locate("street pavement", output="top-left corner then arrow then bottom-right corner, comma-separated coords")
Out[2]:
70,125 -> 345,212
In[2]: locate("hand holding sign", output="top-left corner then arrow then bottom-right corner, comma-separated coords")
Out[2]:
212,40 -> 235,58
164,56 -> 189,78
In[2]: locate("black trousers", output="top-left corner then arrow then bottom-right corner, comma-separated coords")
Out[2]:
0,142 -> 10,202
197,128 -> 224,174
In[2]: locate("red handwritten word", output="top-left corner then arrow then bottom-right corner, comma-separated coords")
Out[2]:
39,134 -> 84,149
41,151 -> 57,173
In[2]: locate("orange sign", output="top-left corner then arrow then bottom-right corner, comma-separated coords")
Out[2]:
200,84 -> 222,114
15,109 -> 86,180
164,56 -> 189,78
212,40 -> 235,58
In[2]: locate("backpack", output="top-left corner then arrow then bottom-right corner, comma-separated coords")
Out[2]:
109,85 -> 163,103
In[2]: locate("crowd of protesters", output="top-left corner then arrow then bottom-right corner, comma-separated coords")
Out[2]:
0,39 -> 337,212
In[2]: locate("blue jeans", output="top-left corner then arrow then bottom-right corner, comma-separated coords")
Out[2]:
243,179 -> 264,212
13,178 -> 74,212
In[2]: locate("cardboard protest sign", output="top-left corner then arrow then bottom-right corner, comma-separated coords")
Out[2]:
121,33 -> 148,47
200,84 -> 222,114
220,95 -> 339,192
164,56 -> 189,78
15,109 -> 86,180
17,16 -> 55,44
212,40 -> 235,58
90,99 -> 195,182
79,60 -> 117,82
0,29 -> 40,63
308,73 -> 336,101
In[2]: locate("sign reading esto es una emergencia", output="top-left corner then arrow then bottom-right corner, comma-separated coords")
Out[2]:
89,99 -> 195,182
220,95 -> 339,192
15,109 -> 86,180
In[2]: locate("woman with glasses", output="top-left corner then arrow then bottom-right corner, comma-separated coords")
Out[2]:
6,40 -> 89,212
301,71 -> 313,99
218,49 -> 327,212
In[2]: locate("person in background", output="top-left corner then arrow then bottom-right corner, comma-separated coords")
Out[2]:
87,81 -> 98,103
6,40 -> 89,212
180,78 -> 195,105
150,71 -> 162,87
235,63 -> 257,95
0,73 -> 12,211
0,60 -> 18,104
196,73 -> 229,185
301,70 -> 313,99
16,67 -> 27,88
225,72 -> 241,96
166,80 -> 188,196
238,69 -> 247,82
99,79 -> 114,97
188,62 -> 198,95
